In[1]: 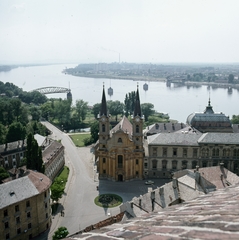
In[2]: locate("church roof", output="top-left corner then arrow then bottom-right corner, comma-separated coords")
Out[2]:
110,116 -> 132,137
99,85 -> 108,117
133,86 -> 142,117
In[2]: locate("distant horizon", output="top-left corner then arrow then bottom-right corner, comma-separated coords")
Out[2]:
1,61 -> 239,67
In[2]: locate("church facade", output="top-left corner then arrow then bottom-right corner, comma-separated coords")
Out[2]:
96,86 -> 144,181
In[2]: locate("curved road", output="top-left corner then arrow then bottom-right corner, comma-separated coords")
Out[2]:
42,122 -> 121,237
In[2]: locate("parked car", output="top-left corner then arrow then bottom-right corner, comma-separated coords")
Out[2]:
145,180 -> 154,185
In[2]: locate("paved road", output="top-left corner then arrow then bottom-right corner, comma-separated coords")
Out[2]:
40,122 -> 170,239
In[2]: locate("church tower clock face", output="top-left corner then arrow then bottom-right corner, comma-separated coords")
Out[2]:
102,117 -> 106,122
136,117 -> 140,122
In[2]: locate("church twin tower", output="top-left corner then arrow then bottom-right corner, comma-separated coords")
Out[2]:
96,85 -> 144,181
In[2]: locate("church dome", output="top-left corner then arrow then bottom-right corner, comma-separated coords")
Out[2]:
186,100 -> 232,133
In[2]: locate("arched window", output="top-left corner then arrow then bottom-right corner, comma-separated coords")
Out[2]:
102,124 -> 105,132
136,125 -> 139,133
118,138 -> 122,143
118,155 -> 123,168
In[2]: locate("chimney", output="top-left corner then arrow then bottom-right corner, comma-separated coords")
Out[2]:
196,165 -> 199,171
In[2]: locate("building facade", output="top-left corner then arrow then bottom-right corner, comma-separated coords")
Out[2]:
96,86 -> 144,181
0,170 -> 51,240
145,131 -> 239,178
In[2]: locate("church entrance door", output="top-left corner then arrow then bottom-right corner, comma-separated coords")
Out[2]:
118,174 -> 123,182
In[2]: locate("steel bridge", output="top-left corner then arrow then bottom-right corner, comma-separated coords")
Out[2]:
31,87 -> 71,95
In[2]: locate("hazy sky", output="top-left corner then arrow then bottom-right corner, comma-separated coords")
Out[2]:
1,0 -> 239,64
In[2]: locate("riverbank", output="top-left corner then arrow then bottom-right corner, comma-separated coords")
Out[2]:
64,72 -> 166,82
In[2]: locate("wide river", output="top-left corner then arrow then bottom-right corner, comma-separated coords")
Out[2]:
0,64 -> 238,123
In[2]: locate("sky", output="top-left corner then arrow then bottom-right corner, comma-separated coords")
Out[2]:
1,0 -> 239,64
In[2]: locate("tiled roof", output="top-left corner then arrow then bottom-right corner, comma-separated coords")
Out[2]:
148,132 -> 202,146
198,132 -> 239,144
69,183 -> 239,239
145,122 -> 186,135
0,170 -> 51,209
110,116 -> 133,137
42,140 -> 64,164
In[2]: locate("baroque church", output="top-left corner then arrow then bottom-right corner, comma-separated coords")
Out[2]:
95,85 -> 144,181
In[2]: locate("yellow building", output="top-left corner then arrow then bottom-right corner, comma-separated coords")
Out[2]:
96,86 -> 144,181
0,170 -> 51,240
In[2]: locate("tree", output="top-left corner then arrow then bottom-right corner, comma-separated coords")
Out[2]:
52,227 -> 69,240
0,123 -> 6,144
124,91 -> 136,117
75,99 -> 88,122
6,122 -> 26,143
0,167 -> 9,182
29,106 -> 41,121
26,133 -> 44,172
108,100 -> 124,121
51,181 -> 64,202
141,103 -> 155,122
92,103 -> 101,119
90,120 -> 99,143
231,115 -> 239,124
228,74 -> 234,83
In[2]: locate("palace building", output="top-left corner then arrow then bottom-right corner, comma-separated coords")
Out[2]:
96,85 -> 144,181
144,100 -> 239,179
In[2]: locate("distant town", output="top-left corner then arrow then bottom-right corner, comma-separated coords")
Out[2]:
64,62 -> 239,87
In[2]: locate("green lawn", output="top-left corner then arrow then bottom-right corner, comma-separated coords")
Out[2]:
69,133 -> 91,147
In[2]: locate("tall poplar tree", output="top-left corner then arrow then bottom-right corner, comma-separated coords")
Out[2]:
26,133 -> 44,173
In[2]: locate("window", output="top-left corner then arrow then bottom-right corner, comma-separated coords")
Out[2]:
144,162 -> 148,168
12,154 -> 16,159
136,125 -> 139,133
152,147 -> 157,157
173,148 -> 177,157
118,155 -> 123,168
193,149 -> 198,157
212,161 -> 217,166
45,203 -> 47,209
26,200 -> 30,208
15,205 -> 19,212
16,216 -> 20,224
162,160 -> 167,170
163,148 -> 167,157
46,213 -> 48,219
102,124 -> 105,132
136,159 -> 139,164
118,138 -> 122,143
44,192 -> 47,198
5,222 -> 9,229
155,124 -> 159,130
172,160 -> 177,170
192,161 -> 197,169
103,145 -> 105,148
152,159 -> 157,169
28,223 -> 32,229
183,148 -> 187,158
103,169 -> 106,174
5,233 -> 10,240
4,209 -> 8,217
103,158 -> 106,163
182,161 -> 187,169
17,228 -> 21,234
223,149 -> 226,157
136,171 -> 138,175
27,212 -> 31,218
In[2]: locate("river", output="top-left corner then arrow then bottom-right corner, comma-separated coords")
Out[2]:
0,64 -> 238,123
